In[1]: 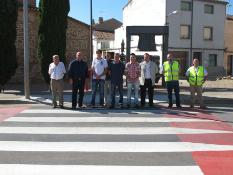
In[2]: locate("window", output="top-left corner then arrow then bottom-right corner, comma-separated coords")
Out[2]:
180,25 -> 190,39
181,1 -> 192,11
100,41 -> 110,49
204,4 -> 214,14
203,27 -> 213,40
209,54 -> 217,67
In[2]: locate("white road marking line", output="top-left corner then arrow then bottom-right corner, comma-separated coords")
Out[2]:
0,165 -> 204,175
5,117 -> 213,123
0,127 -> 230,135
21,109 -> 199,115
0,141 -> 232,152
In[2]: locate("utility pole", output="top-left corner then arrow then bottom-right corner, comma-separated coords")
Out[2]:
90,0 -> 93,60
190,0 -> 194,66
23,0 -> 30,99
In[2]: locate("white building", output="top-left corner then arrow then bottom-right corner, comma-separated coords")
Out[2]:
93,17 -> 122,58
115,0 -> 228,76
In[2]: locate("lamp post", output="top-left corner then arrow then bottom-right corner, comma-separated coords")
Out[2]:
190,0 -> 194,66
165,10 -> 179,26
23,0 -> 30,99
90,0 -> 93,61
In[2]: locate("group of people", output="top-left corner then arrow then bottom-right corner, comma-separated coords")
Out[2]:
48,50 -> 208,109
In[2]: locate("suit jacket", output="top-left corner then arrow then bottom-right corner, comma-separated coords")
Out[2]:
139,61 -> 159,85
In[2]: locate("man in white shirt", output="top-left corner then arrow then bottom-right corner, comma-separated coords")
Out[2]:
139,53 -> 159,107
48,55 -> 66,108
91,50 -> 108,107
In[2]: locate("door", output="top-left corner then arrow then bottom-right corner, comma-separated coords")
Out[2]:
227,55 -> 233,76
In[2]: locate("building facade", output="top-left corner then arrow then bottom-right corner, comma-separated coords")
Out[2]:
93,17 -> 122,58
116,0 -> 227,76
10,0 -> 90,84
224,15 -> 233,76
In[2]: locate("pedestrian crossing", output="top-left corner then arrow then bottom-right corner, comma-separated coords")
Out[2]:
0,106 -> 232,175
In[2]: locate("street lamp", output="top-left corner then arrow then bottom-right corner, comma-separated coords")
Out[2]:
165,10 -> 179,26
90,0 -> 93,61
23,0 -> 30,99
190,0 -> 194,66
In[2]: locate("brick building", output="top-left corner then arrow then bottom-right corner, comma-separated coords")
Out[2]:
10,0 -> 90,84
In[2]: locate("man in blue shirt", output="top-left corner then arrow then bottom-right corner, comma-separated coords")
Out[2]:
109,53 -> 125,108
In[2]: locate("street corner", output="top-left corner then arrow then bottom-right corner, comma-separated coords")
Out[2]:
0,106 -> 28,122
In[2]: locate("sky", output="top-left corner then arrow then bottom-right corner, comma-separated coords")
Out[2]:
36,0 -> 233,24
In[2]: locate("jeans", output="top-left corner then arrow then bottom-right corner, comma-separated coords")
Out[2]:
104,80 -> 111,105
72,79 -> 85,107
111,83 -> 123,106
127,81 -> 139,105
91,79 -> 105,106
166,81 -> 181,107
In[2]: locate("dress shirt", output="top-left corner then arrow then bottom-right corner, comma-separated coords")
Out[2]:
48,62 -> 66,80
185,66 -> 208,77
145,61 -> 151,79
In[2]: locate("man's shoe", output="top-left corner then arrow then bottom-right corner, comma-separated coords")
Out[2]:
176,105 -> 182,108
135,104 -> 140,109
127,104 -> 130,108
53,105 -> 57,109
79,104 -> 86,109
200,106 -> 207,109
168,105 -> 173,108
59,105 -> 64,109
109,105 -> 114,109
190,105 -> 194,108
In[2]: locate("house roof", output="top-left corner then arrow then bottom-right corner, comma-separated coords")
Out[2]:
93,18 -> 122,33
94,31 -> 114,40
227,15 -> 233,21
123,0 -> 228,9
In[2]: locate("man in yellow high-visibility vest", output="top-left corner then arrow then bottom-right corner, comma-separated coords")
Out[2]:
161,53 -> 181,108
186,58 -> 208,109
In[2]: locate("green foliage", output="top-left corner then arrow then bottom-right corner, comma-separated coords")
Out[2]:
0,0 -> 18,86
38,0 -> 70,84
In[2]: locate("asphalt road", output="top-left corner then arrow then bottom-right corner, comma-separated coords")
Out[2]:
0,104 -> 232,175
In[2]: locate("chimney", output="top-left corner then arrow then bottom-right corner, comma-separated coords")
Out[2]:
99,17 -> 104,24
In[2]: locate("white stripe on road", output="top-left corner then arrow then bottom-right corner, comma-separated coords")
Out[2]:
0,141 -> 232,152
21,109 -> 199,115
0,165 -> 204,175
0,127 -> 230,135
5,117 -> 213,123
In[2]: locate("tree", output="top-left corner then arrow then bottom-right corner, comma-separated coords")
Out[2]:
0,0 -> 18,90
38,0 -> 70,84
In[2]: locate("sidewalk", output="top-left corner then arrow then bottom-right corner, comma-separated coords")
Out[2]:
0,80 -> 232,108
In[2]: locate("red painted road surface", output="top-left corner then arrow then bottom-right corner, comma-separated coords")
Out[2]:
0,107 -> 28,122
168,110 -> 233,175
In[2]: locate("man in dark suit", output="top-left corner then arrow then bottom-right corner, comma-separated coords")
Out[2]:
68,52 -> 88,109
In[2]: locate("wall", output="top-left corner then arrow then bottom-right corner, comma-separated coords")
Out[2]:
9,8 -> 90,84
224,16 -> 233,75
167,0 -> 226,73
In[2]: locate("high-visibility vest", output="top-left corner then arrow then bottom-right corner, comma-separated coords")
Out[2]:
163,61 -> 179,82
188,66 -> 205,86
